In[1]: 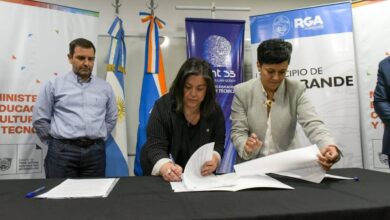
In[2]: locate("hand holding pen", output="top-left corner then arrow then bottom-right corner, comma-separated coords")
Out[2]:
318,145 -> 341,171
160,154 -> 183,182
244,133 -> 263,154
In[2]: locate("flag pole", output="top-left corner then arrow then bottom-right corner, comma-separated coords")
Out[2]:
112,0 -> 121,15
147,0 -> 158,15
176,2 -> 250,19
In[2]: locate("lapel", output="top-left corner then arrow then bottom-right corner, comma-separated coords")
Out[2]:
169,110 -> 212,159
199,116 -> 211,145
252,79 -> 268,140
169,103 -> 181,159
270,80 -> 286,143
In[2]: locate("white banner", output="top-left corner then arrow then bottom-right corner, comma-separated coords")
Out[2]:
249,3 -> 362,168
353,0 -> 390,172
0,0 -> 99,179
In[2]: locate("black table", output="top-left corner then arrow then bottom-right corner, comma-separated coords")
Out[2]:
1,168 -> 390,220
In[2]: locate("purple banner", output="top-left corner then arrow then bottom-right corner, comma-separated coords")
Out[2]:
185,18 -> 245,173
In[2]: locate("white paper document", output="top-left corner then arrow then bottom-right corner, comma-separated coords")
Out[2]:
182,142 -> 237,190
36,178 -> 119,199
172,174 -> 293,192
171,173 -> 238,192
234,145 -> 326,183
171,142 -> 293,192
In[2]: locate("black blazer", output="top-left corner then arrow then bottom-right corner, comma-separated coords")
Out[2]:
141,93 -> 225,175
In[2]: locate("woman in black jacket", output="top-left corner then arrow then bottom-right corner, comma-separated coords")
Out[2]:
141,58 -> 225,182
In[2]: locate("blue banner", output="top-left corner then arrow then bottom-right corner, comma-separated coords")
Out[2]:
250,2 -> 353,43
185,18 -> 245,173
249,2 -> 362,169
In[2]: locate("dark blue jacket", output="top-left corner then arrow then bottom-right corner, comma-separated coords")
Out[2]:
374,57 -> 390,155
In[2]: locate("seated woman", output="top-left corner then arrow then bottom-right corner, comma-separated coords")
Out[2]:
141,58 -> 225,181
231,38 -> 341,170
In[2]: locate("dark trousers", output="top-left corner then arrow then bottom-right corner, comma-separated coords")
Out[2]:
388,154 -> 390,169
44,138 -> 105,178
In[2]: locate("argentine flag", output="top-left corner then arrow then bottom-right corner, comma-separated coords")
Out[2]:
105,16 -> 129,176
134,12 -> 167,176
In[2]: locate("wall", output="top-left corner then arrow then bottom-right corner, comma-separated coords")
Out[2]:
42,0 -> 342,175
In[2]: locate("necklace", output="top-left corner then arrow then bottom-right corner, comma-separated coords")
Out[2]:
265,99 -> 273,108
264,90 -> 275,107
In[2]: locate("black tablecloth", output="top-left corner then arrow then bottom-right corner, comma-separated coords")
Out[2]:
1,168 -> 390,220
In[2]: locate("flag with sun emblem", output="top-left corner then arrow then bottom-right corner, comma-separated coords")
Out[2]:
105,16 -> 129,176
134,12 -> 167,176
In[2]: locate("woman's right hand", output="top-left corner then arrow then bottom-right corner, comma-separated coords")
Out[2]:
159,162 -> 183,182
244,133 -> 263,154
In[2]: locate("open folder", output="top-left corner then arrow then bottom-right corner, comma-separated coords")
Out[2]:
170,143 -> 293,192
170,143 -> 349,192
234,144 -> 326,183
36,178 -> 119,199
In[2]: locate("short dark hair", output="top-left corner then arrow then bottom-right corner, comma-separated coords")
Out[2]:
169,57 -> 218,117
69,38 -> 96,55
257,38 -> 292,65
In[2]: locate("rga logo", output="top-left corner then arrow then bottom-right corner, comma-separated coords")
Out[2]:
203,35 -> 232,68
272,15 -> 291,36
0,158 -> 12,171
294,15 -> 324,30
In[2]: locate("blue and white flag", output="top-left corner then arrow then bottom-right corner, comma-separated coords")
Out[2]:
134,12 -> 167,176
105,16 -> 129,176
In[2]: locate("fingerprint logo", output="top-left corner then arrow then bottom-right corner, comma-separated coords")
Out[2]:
272,15 -> 291,37
203,35 -> 231,68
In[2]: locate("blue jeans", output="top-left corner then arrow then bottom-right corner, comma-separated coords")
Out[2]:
44,138 -> 105,178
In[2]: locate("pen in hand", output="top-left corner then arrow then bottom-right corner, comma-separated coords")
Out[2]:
25,186 -> 46,198
169,153 -> 182,180
169,153 -> 176,166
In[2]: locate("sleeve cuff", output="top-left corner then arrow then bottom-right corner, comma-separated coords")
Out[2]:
241,146 -> 261,160
151,158 -> 171,176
